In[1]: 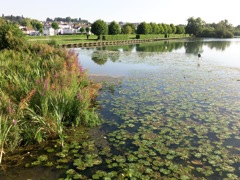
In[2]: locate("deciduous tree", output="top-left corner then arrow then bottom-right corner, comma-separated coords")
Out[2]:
108,21 -> 121,35
185,17 -> 205,36
122,25 -> 132,34
137,22 -> 151,34
51,22 -> 59,30
91,19 -> 108,39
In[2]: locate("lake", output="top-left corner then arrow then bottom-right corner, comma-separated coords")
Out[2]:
75,38 -> 240,179
1,38 -> 240,179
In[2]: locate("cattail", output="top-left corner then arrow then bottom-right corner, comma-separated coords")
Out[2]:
18,89 -> 36,111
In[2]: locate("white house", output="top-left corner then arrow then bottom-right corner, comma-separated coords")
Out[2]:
43,27 -> 55,36
19,26 -> 36,35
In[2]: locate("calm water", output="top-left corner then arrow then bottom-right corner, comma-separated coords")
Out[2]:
76,38 -> 240,76
2,38 -> 240,179
74,38 -> 240,179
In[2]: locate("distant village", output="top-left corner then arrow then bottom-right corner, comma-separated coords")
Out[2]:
20,21 -> 90,36
2,15 -> 138,36
22,22 -> 138,36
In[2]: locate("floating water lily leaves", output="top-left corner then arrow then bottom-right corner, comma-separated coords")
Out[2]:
23,48 -> 240,179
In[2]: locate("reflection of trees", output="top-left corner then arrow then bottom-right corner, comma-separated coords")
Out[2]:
207,41 -> 231,51
108,52 -> 120,62
136,41 -> 185,52
91,40 -> 233,64
91,51 -> 120,64
185,40 -> 231,54
97,45 -> 135,52
185,41 -> 204,55
91,51 -> 108,65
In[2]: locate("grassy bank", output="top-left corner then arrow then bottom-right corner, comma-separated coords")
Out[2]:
27,34 -> 188,46
0,42 -> 101,164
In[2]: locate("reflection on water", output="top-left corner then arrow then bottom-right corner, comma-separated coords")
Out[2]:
76,38 -> 240,76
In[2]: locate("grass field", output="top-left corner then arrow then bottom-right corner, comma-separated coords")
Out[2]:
27,34 -> 99,44
27,34 -> 188,45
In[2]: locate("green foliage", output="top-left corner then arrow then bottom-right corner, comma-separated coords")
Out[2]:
185,17 -> 205,36
185,16 -> 234,38
85,27 -> 90,33
91,19 -> 108,39
122,25 -> 132,35
0,21 -> 26,50
150,23 -> 160,34
158,24 -> 164,34
137,22 -> 152,34
176,25 -> 185,34
31,19 -> 43,31
80,27 -> 85,33
47,39 -> 58,47
198,27 -> 216,37
0,41 -> 101,162
170,24 -> 176,34
108,21 -> 121,35
51,22 -> 59,30
122,23 -> 136,34
162,23 -> 172,34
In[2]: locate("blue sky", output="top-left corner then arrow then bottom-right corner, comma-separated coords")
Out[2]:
0,0 -> 239,26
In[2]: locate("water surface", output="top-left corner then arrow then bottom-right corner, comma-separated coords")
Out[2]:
74,38 -> 240,179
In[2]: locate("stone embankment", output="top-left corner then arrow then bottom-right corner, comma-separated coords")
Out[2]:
60,37 -> 185,48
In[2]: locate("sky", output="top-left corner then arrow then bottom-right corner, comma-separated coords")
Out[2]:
0,0 -> 239,26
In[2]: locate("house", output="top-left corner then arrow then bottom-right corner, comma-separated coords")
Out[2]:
19,26 -> 36,35
43,27 -> 55,36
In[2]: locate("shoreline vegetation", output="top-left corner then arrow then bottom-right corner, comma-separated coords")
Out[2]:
0,21 -> 102,164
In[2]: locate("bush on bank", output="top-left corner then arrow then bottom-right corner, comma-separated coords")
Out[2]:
0,21 -> 101,163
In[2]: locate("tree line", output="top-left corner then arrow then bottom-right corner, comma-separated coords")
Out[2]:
46,17 -> 89,24
185,17 -> 240,38
91,18 -> 240,39
91,20 -> 185,39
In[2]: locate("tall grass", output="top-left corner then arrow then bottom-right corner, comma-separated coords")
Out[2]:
0,43 -> 101,163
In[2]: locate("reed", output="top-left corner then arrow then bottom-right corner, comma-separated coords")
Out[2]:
0,43 -> 101,163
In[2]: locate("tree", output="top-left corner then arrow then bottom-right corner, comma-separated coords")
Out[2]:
19,18 -> 31,27
137,22 -> 151,34
122,25 -> 132,34
214,20 -> 234,38
170,24 -> 176,34
158,24 -> 164,34
51,22 -> 59,30
185,17 -> 205,36
176,25 -> 185,34
46,17 -> 53,22
122,23 -> 135,34
0,21 -> 26,50
31,19 -> 43,33
80,27 -> 85,34
91,19 -> 108,39
150,22 -> 160,34
161,23 -> 171,34
66,16 -> 71,22
85,27 -> 90,34
108,21 -> 121,35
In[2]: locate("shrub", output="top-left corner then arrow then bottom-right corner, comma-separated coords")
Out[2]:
0,21 -> 26,50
